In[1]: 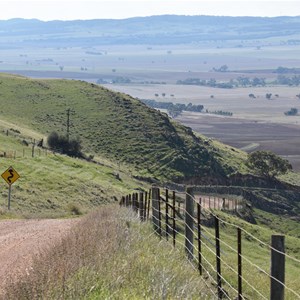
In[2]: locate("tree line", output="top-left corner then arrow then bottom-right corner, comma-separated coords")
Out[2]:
141,99 -> 204,117
176,77 -> 266,89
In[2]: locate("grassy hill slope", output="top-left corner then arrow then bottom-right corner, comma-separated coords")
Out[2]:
0,73 -> 247,183
0,129 -> 143,218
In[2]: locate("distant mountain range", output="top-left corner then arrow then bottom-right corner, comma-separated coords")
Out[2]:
1,15 -> 300,46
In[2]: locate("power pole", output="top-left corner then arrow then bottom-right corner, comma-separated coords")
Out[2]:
66,108 -> 75,142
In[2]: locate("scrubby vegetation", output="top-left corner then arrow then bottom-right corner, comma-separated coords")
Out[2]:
47,131 -> 83,157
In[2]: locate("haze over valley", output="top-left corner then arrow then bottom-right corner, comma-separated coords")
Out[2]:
1,15 -> 300,169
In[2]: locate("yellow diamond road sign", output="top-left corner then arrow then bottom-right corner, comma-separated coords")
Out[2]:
1,166 -> 20,185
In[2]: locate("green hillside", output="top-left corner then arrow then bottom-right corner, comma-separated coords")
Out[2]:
0,73 -> 246,183
0,129 -> 143,218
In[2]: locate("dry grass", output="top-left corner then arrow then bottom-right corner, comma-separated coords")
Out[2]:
4,205 -> 211,299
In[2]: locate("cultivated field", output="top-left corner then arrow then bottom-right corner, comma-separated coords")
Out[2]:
1,43 -> 300,82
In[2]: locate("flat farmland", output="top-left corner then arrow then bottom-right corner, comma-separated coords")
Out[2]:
176,113 -> 300,170
1,43 -> 300,83
108,84 -> 300,123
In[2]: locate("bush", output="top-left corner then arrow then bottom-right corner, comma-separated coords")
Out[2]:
67,203 -> 83,216
47,132 -> 83,158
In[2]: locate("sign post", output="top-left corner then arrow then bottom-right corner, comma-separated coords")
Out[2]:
1,166 -> 20,210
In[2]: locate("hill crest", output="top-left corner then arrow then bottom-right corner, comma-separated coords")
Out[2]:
0,73 -> 246,183
1,15 -> 300,46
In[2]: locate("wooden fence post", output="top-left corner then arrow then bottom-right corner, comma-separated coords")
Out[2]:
134,193 -> 137,212
185,187 -> 194,260
166,189 -> 169,240
237,228 -> 242,300
197,199 -> 202,275
120,196 -> 125,206
144,191 -> 148,220
158,194 -> 162,238
132,193 -> 135,210
134,193 -> 139,213
152,187 -> 161,236
139,192 -> 144,221
215,216 -> 222,299
147,189 -> 151,220
270,235 -> 285,300
172,191 -> 176,247
32,139 -> 35,158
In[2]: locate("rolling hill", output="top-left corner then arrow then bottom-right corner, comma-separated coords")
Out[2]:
0,126 -> 144,217
1,16 -> 300,46
0,73 -> 248,183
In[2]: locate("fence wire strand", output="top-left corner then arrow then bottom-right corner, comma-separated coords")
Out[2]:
123,189 -> 300,300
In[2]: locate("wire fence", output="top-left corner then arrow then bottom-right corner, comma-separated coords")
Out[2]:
120,187 -> 300,300
0,148 -> 50,159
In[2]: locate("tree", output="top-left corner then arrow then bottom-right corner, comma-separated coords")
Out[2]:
252,77 -> 266,86
238,76 -> 250,87
265,93 -> 272,100
213,65 -> 228,72
284,107 -> 298,116
247,151 -> 292,178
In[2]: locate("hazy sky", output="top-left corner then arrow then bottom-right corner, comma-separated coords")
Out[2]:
0,0 -> 299,21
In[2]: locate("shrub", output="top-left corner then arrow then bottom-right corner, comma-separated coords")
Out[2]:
47,132 -> 83,158
67,203 -> 83,216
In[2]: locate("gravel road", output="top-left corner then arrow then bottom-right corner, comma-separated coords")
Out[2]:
0,218 -> 79,296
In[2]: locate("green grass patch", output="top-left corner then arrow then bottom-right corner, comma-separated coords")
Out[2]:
0,130 -> 144,218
